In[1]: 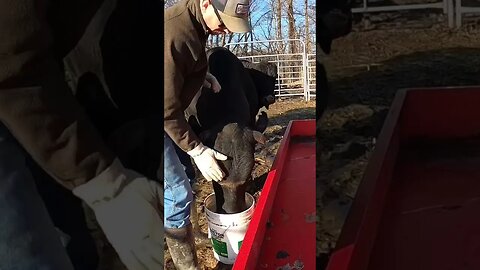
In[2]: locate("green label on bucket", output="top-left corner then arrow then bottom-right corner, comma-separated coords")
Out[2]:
238,240 -> 243,250
212,238 -> 228,258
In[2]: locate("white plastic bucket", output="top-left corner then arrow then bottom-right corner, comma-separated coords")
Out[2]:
204,192 -> 255,264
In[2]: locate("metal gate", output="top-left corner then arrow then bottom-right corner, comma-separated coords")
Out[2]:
455,0 -> 480,27
224,39 -> 314,101
352,0 -> 455,28
307,53 -> 316,101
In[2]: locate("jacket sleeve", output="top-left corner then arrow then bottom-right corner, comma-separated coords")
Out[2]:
163,32 -> 202,152
0,0 -> 115,189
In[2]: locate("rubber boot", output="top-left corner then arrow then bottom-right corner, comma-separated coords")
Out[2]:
165,224 -> 199,270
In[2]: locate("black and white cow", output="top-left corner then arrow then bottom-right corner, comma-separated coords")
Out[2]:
240,59 -> 277,111
186,47 -> 278,214
240,59 -> 277,133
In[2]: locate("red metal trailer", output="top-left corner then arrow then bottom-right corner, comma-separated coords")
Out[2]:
232,119 -> 316,270
327,86 -> 480,270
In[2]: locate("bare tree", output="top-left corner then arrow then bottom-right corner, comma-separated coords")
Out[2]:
287,0 -> 295,54
276,0 -> 283,52
206,0 -> 316,55
305,0 -> 310,52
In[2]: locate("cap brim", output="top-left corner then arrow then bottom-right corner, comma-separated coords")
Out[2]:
218,11 -> 251,33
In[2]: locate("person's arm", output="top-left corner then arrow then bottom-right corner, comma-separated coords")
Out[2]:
163,34 -> 203,152
164,34 -> 227,182
0,0 -> 115,189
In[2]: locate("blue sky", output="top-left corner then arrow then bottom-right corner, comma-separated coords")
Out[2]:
164,0 -> 316,51
248,0 -> 316,41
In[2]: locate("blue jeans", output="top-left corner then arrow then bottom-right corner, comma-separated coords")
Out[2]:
0,123 -> 74,270
174,144 -> 196,184
164,133 -> 195,229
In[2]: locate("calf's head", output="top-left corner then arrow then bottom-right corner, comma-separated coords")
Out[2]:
200,123 -> 266,214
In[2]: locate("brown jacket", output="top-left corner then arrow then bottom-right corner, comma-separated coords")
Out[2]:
164,0 -> 209,152
0,0 -> 115,189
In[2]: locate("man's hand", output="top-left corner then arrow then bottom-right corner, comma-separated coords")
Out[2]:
72,159 -> 163,270
187,143 -> 227,181
203,72 -> 221,93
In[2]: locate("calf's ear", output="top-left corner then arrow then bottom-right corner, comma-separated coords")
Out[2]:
252,130 -> 267,145
264,94 -> 275,105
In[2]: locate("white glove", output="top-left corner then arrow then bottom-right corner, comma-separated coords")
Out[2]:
187,143 -> 227,181
73,158 -> 164,270
203,72 -> 221,93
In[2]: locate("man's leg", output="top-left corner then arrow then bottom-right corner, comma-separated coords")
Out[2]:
164,133 -> 199,269
174,144 -> 196,184
0,123 -> 74,270
172,141 -> 211,247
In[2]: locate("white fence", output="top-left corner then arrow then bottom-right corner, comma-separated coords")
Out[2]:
455,0 -> 480,27
352,0 -> 480,29
307,53 -> 316,101
225,39 -> 315,101
352,0 -> 455,28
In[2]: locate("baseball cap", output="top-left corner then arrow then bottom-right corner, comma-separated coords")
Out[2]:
211,0 -> 252,33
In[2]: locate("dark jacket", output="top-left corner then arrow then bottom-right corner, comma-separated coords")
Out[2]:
164,0 -> 209,152
0,0 -> 115,189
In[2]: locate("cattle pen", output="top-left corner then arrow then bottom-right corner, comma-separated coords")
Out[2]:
163,98 -> 315,269
225,39 -> 316,102
160,35 -> 317,269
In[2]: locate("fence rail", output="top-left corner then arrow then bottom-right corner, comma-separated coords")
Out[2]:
307,54 -> 316,101
225,39 -> 315,101
352,0 -> 454,28
455,0 -> 480,27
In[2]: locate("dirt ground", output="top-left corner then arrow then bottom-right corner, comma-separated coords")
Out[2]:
316,11 -> 480,269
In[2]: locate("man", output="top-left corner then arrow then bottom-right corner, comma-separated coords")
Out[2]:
0,1 -> 163,269
164,0 -> 252,268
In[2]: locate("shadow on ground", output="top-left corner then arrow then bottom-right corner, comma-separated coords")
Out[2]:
327,47 -> 480,110
268,107 -> 316,134
317,47 -> 480,269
